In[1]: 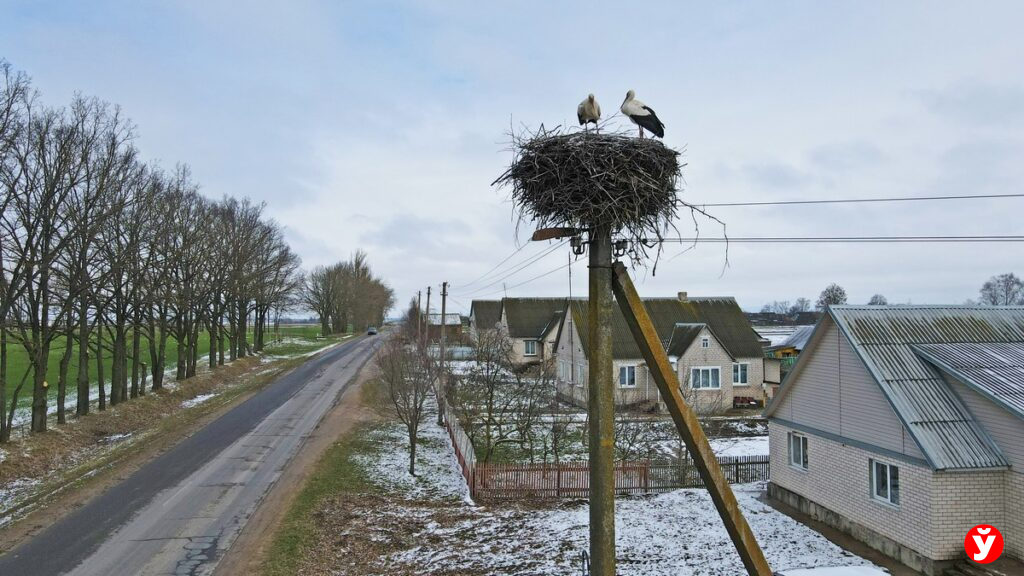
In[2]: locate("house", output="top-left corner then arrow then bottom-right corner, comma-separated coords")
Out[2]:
500,298 -> 567,365
765,305 -> 1024,574
425,313 -> 462,344
469,300 -> 502,341
554,293 -> 769,413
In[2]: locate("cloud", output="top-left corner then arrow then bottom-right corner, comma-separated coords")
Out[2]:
919,81 -> 1024,127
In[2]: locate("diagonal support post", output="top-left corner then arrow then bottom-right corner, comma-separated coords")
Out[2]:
610,261 -> 773,576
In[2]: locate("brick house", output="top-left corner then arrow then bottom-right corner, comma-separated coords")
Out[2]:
765,305 -> 1024,574
468,300 -> 502,342
554,293 -> 768,413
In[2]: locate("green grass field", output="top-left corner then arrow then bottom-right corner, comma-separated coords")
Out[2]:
2,324 -> 343,409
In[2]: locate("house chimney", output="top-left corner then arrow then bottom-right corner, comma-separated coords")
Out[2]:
678,291 -> 688,302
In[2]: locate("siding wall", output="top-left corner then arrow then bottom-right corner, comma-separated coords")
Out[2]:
773,319 -> 924,460
676,327 -> 735,413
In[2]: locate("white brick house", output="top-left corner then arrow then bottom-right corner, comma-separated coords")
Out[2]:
765,305 -> 1024,574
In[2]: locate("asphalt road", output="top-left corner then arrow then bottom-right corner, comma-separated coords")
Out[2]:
0,334 -> 382,576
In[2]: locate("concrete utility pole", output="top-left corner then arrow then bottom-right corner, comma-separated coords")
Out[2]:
417,290 -> 422,343
587,225 -> 615,576
438,281 -> 448,426
424,286 -> 432,349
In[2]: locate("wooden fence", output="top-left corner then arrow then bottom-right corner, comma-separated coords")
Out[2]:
472,455 -> 769,500
439,396 -> 476,493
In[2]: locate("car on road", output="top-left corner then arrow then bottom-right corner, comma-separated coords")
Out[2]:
367,326 -> 378,335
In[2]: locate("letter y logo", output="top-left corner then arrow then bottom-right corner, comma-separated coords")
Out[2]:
964,524 -> 1003,564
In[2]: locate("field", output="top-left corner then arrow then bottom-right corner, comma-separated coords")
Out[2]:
2,324 -> 336,412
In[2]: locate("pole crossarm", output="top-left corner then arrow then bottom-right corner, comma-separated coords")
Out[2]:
610,261 -> 773,576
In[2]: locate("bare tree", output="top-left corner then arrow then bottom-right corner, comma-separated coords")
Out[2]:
979,272 -> 1024,305
815,283 -> 848,311
376,335 -> 433,476
788,298 -> 811,314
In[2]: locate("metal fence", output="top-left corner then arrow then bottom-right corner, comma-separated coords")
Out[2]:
473,455 -> 769,501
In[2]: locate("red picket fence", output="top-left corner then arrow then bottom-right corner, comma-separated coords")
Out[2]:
473,455 -> 769,501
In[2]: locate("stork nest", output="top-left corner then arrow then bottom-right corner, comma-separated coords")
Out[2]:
494,127 -> 685,251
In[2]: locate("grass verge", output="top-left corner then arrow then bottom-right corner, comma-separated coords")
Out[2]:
262,421 -> 382,576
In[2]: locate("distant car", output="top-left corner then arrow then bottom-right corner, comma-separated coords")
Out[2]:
367,327 -> 378,335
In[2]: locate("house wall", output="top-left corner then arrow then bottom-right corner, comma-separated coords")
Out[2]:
771,319 -> 925,460
554,313 -> 588,407
943,374 -> 1024,558
770,421 -> 1012,570
676,327 -> 735,413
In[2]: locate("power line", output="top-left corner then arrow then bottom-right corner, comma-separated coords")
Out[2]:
693,192 -> 1024,208
466,260 -> 571,298
653,235 -> 1024,244
456,242 -> 528,289
453,239 -> 569,297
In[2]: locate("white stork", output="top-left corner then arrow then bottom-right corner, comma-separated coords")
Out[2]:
620,89 -> 664,139
577,93 -> 601,132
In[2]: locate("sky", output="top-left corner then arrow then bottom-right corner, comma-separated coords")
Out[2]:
3,1 -> 1023,314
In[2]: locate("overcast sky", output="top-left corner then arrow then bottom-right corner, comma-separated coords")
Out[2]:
3,1 -> 1023,314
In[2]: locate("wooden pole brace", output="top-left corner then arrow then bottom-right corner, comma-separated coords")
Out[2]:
610,261 -> 773,576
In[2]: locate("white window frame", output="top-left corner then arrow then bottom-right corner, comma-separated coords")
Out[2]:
618,365 -> 637,388
701,336 -> 710,348
788,432 -> 808,471
733,362 -> 749,385
524,340 -> 538,356
870,459 -> 900,507
690,366 -> 721,390
559,361 -> 568,382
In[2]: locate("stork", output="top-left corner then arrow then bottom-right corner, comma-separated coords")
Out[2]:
620,89 -> 664,139
577,93 -> 601,132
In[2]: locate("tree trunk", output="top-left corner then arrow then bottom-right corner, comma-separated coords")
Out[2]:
76,297 -> 91,416
408,425 -> 418,476
57,315 -> 74,424
96,327 -> 106,411
131,320 -> 142,398
0,327 -> 7,442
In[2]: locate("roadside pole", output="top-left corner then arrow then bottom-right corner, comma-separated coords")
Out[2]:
587,226 -> 615,576
438,281 -> 448,426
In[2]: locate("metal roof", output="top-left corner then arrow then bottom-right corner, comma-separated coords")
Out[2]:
828,305 -> 1024,470
428,313 -> 462,326
913,342 -> 1024,421
781,325 -> 815,351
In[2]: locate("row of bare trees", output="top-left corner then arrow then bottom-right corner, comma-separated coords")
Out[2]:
302,250 -> 394,336
0,60 -> 302,440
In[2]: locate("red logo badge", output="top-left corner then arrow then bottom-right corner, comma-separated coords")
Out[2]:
963,524 -> 1003,563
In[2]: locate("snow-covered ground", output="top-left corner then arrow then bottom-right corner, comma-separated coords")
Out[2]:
352,412 -> 879,575
0,478 -> 41,529
708,435 -> 770,457
181,393 -> 218,408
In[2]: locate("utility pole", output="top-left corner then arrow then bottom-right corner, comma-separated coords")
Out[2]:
424,286 -> 432,350
587,225 -> 615,576
417,290 -> 422,344
438,281 -> 448,426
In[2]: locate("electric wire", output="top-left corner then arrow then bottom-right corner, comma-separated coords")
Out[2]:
694,192 -> 1024,208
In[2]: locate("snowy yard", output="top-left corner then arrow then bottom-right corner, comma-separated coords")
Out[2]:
333,414 -> 879,575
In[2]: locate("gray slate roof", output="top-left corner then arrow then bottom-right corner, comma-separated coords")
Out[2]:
914,342 -> 1024,420
470,300 -> 502,331
503,298 -> 568,339
827,305 -> 1024,470
666,323 -> 708,357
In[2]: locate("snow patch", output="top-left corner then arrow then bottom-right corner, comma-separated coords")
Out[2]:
0,478 -> 42,529
99,432 -> 133,445
181,393 -> 218,409
708,435 -> 770,457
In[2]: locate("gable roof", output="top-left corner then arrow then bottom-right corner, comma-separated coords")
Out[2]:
502,298 -> 568,339
428,313 -> 462,326
767,325 -> 815,351
566,296 -> 761,360
470,300 -> 502,331
914,342 -> 1024,421
666,323 -> 708,357
768,305 -> 1024,470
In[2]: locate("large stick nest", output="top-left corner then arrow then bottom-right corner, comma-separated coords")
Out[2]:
494,127 -> 684,244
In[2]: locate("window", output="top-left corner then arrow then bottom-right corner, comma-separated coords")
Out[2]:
577,363 -> 586,386
870,460 -> 900,506
701,337 -> 710,348
788,433 -> 808,470
733,363 -> 749,385
524,340 -> 538,356
690,367 -> 721,389
619,365 -> 637,387
559,361 -> 568,382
